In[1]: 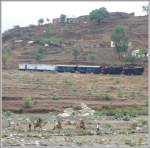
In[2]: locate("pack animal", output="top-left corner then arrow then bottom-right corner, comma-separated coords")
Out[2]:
53,120 -> 62,130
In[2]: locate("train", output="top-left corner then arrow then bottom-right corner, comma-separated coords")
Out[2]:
18,63 -> 144,75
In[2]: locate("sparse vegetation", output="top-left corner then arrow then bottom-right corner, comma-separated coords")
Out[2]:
88,53 -> 96,62
125,139 -> 135,146
2,48 -> 11,69
72,48 -> 80,62
97,93 -> 113,100
35,48 -> 44,61
52,95 -> 61,100
23,96 -> 33,108
125,55 -> 138,64
3,111 -> 12,119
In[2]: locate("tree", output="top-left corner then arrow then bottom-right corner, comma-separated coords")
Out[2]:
2,48 -> 11,69
60,14 -> 67,24
72,48 -> 80,62
38,18 -> 44,26
35,48 -> 44,61
111,25 -> 128,60
89,7 -> 110,24
142,4 -> 149,15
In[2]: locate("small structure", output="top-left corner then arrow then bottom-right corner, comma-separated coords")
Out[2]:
111,41 -> 115,48
111,41 -> 132,48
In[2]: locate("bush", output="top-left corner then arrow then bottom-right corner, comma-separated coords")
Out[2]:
3,111 -> 12,118
35,48 -> 44,61
125,55 -> 137,63
2,48 -> 12,69
23,96 -> 33,108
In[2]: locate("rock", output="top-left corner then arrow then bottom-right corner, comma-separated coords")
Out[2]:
58,108 -> 76,117
79,103 -> 95,116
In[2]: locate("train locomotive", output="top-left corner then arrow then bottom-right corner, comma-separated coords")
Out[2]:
18,64 -> 144,75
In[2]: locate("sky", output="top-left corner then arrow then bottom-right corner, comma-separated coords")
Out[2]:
2,1 -> 149,33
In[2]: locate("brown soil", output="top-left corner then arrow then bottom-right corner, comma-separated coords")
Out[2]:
2,69 -> 148,113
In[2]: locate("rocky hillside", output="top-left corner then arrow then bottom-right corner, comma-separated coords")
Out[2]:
2,12 -> 148,69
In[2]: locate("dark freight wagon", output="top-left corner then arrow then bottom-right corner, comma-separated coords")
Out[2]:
76,65 -> 101,74
56,65 -> 77,73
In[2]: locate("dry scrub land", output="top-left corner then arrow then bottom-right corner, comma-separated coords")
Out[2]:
2,69 -> 148,147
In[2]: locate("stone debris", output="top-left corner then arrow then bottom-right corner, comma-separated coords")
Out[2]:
58,108 -> 76,117
79,103 -> 95,116
58,103 -> 95,118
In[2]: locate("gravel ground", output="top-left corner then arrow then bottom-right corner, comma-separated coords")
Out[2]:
2,144 -> 150,148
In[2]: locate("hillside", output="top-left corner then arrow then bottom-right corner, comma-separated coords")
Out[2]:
2,12 -> 148,69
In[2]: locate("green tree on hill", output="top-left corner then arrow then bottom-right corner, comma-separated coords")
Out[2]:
38,18 -> 44,26
2,48 -> 11,69
111,25 -> 128,60
89,7 -> 110,24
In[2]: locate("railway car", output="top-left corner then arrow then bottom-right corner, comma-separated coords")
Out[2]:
76,65 -> 101,74
108,66 -> 123,74
56,65 -> 77,73
101,66 -> 111,74
19,64 -> 56,71
123,66 -> 144,75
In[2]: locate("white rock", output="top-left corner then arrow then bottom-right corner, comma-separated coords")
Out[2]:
27,41 -> 34,44
15,40 -> 23,43
44,44 -> 49,47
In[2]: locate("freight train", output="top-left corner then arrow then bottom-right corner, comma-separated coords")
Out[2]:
18,64 -> 144,75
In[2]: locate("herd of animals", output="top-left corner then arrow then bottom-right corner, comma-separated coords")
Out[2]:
19,64 -> 144,75
28,118 -> 90,132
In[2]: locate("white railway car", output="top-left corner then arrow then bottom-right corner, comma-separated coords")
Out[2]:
19,63 -> 56,71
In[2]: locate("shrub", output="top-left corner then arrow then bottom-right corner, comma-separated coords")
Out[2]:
2,48 -> 12,69
23,96 -> 33,108
99,93 -> 112,100
52,95 -> 60,100
124,55 -> 138,64
35,48 -> 44,61
125,139 -> 135,146
72,48 -> 80,61
3,111 -> 12,118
